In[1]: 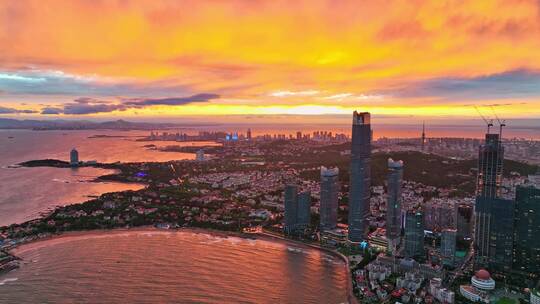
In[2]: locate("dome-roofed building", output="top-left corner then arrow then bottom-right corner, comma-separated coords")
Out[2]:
471,269 -> 495,290
460,269 -> 495,303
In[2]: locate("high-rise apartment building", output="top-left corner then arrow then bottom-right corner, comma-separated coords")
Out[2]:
297,191 -> 312,229
320,166 -> 339,231
284,184 -> 298,234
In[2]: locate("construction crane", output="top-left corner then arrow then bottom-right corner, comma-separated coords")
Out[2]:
490,106 -> 506,138
474,106 -> 494,133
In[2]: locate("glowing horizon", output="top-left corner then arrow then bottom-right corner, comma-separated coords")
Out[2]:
1,0 -> 540,120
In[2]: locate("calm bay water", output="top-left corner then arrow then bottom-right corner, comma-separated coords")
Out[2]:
0,230 -> 348,304
0,129 -> 211,227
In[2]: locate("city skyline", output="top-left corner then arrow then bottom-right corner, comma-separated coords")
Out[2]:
2,2 -> 540,303
1,0 -> 540,121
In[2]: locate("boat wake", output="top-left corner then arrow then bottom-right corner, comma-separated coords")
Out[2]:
0,278 -> 18,286
287,247 -> 306,254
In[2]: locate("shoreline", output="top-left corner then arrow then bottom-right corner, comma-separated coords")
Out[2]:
6,226 -> 356,304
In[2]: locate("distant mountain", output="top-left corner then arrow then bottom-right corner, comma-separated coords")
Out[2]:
0,118 -> 204,130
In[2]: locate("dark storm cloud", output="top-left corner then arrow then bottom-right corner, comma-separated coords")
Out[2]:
43,93 -> 221,115
40,107 -> 64,115
73,97 -> 113,104
62,103 -> 127,115
0,70 -> 194,97
0,106 -> 37,114
390,69 -> 540,101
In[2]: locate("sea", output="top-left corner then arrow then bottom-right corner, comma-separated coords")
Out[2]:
0,230 -> 348,304
0,129 -> 211,226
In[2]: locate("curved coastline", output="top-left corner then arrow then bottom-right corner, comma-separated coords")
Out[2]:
254,231 -> 358,304
3,157 -> 356,302
6,226 -> 355,303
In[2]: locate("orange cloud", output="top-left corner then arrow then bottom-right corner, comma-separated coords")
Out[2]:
0,0 -> 539,118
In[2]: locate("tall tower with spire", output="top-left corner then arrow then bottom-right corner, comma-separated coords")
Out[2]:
421,121 -> 426,151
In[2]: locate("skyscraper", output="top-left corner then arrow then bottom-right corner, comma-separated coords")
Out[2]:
297,191 -> 312,229
246,128 -> 252,140
474,132 -> 510,270
386,158 -> 404,250
476,133 -> 504,198
284,184 -> 298,234
441,229 -> 457,267
456,203 -> 473,241
348,111 -> 372,243
512,183 -> 540,276
320,166 -> 339,231
70,148 -> 79,167
404,210 -> 425,259
488,197 -> 515,272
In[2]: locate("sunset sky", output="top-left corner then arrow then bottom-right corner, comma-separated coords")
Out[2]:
1,0 -> 540,122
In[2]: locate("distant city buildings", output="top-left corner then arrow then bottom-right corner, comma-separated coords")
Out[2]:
70,148 -> 79,167
195,149 -> 205,161
348,111 -> 372,243
320,166 -> 339,231
386,158 -> 403,253
404,210 -> 425,259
